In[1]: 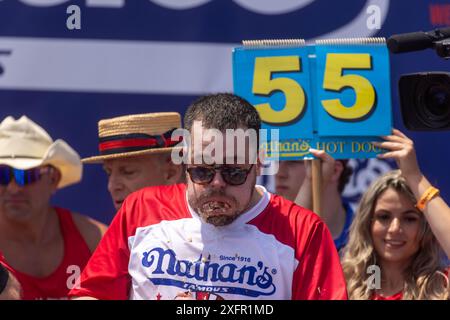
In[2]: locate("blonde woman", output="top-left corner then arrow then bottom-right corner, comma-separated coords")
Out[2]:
341,129 -> 450,300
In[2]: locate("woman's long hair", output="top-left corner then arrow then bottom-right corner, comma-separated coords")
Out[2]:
341,170 -> 448,299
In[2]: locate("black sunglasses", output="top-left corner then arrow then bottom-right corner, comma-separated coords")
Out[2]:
187,164 -> 254,186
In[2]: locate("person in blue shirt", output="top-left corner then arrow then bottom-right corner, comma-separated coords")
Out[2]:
275,149 -> 353,251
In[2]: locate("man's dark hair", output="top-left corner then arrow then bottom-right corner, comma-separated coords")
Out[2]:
184,93 -> 261,133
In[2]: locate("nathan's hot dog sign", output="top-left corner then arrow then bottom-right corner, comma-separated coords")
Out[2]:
233,38 -> 392,160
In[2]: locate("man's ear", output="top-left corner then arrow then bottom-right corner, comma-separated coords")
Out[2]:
50,168 -> 62,191
255,147 -> 267,176
165,159 -> 183,184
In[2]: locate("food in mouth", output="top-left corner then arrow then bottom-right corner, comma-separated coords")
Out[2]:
202,201 -> 231,215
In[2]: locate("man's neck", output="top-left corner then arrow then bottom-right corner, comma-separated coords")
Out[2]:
237,185 -> 264,217
0,207 -> 56,245
250,185 -> 264,208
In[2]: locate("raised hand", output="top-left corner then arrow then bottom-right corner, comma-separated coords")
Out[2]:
372,128 -> 421,183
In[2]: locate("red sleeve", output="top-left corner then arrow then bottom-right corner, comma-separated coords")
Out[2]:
292,219 -> 348,300
68,205 -> 131,300
0,253 -> 14,275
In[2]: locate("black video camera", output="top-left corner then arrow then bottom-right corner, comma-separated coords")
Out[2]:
388,28 -> 450,131
398,72 -> 450,131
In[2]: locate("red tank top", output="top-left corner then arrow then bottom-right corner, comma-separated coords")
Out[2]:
371,268 -> 450,300
0,207 -> 92,300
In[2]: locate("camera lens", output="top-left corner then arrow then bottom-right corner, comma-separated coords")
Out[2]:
424,85 -> 450,117
416,78 -> 450,128
399,72 -> 450,131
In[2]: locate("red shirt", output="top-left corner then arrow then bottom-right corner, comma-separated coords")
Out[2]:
372,291 -> 403,300
69,184 -> 348,300
371,268 -> 450,300
0,207 -> 92,300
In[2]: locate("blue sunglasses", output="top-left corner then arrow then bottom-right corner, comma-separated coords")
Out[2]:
0,165 -> 53,187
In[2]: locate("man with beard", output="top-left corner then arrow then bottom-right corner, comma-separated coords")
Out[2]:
69,93 -> 347,300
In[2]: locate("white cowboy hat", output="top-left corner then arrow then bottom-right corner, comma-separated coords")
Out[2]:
0,115 -> 82,189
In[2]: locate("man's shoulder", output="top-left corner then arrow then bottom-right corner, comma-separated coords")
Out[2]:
120,183 -> 190,229
268,193 -> 322,225
69,211 -> 108,253
248,193 -> 327,255
129,183 -> 186,202
250,193 -> 324,244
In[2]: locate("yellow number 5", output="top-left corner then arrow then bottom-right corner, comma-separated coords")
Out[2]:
252,56 -> 305,124
322,53 -> 375,121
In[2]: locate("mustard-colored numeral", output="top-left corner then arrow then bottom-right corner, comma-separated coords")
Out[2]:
252,56 -> 305,125
322,53 -> 375,120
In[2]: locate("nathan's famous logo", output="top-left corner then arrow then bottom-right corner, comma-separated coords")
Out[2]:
261,139 -> 311,157
141,248 -> 276,298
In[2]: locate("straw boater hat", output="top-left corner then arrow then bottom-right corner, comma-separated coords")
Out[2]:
0,116 -> 82,189
82,112 -> 183,163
